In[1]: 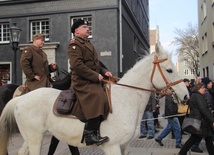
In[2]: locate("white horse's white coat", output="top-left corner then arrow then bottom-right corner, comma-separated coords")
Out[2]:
0,46 -> 189,155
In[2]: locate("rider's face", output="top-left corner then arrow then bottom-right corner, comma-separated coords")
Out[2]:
33,38 -> 45,48
75,25 -> 90,38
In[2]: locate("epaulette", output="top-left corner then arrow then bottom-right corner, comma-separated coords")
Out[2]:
23,46 -> 29,54
69,39 -> 76,44
23,46 -> 28,50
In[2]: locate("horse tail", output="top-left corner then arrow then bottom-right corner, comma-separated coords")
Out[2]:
0,97 -> 19,155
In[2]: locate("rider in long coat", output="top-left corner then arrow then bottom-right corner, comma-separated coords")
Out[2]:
20,33 -> 56,92
69,36 -> 109,121
68,19 -> 112,146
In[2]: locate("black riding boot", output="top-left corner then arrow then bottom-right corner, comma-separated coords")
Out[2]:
84,130 -> 109,146
96,130 -> 109,141
84,116 -> 109,146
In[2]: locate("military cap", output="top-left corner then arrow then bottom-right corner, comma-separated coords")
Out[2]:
71,19 -> 88,33
32,33 -> 45,41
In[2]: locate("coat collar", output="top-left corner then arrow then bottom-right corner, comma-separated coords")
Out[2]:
74,36 -> 88,44
74,36 -> 93,52
31,45 -> 44,57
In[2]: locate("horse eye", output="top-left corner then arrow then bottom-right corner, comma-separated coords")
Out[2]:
166,69 -> 173,73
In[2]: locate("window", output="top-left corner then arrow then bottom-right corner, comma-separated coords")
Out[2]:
202,36 -> 205,54
0,63 -> 11,84
202,0 -> 207,19
202,34 -> 208,55
191,69 -> 194,75
203,68 -> 205,77
71,16 -> 92,38
184,69 -> 189,75
212,23 -> 214,46
204,33 -> 208,52
30,20 -> 49,41
0,23 -> 10,43
206,66 -> 209,77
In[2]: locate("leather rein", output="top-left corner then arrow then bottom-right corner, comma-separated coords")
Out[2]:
102,55 -> 183,97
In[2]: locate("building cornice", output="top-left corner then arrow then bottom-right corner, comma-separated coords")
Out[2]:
19,42 -> 60,50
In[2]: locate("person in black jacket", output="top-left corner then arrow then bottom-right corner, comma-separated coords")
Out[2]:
178,83 -> 214,155
191,77 -> 214,153
155,95 -> 183,148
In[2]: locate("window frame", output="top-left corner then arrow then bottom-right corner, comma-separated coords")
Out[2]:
0,62 -> 12,84
184,69 -> 189,75
0,23 -> 10,44
30,19 -> 50,41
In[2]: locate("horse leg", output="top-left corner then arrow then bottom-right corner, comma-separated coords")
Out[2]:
121,145 -> 126,155
47,136 -> 80,155
47,136 -> 59,155
102,144 -> 122,155
68,145 -> 80,155
26,134 -> 43,155
17,141 -> 29,155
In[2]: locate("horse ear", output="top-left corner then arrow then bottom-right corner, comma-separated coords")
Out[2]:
155,43 -> 159,54
155,42 -> 166,56
155,42 -> 163,56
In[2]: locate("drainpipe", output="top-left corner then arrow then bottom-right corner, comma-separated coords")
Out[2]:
119,0 -> 123,73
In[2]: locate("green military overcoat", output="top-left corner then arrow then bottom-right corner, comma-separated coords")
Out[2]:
20,45 -> 54,91
68,36 -> 109,120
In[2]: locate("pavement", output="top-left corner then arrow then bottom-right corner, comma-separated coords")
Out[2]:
7,125 -> 208,155
125,130 -> 208,155
8,97 -> 209,155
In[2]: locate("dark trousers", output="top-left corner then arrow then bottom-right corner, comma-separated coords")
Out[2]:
192,137 -> 202,148
85,116 -> 101,131
153,112 -> 159,127
178,115 -> 185,133
47,136 -> 79,155
178,134 -> 214,155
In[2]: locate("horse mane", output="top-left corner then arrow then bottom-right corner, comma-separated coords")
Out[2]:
119,50 -> 169,84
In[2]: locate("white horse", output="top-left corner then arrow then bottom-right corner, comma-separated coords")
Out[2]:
0,44 -> 189,155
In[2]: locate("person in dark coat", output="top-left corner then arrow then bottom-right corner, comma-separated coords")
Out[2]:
20,33 -> 57,92
178,83 -> 214,155
190,77 -> 214,153
68,19 -> 112,146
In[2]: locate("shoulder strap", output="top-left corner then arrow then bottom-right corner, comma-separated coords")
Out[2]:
185,105 -> 190,116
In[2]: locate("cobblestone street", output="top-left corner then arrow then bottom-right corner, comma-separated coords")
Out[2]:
8,124 -> 208,155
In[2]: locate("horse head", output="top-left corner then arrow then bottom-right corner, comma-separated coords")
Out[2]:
151,43 -> 189,102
